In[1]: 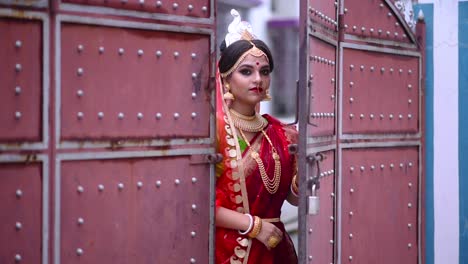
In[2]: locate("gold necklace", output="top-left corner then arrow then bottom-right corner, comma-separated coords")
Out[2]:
229,109 -> 267,132
238,129 -> 281,194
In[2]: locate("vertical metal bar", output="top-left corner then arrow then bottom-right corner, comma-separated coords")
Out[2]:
298,0 -> 310,263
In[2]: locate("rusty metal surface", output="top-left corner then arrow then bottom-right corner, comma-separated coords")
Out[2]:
59,22 -> 211,140
61,0 -> 210,18
308,36 -> 336,137
341,47 -> 419,135
307,149 -> 335,264
0,17 -> 42,142
0,163 -> 42,264
342,0 -> 412,44
59,156 -> 210,264
341,147 -> 418,263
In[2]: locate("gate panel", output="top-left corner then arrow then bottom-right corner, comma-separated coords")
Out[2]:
309,37 -> 336,137
342,47 -> 419,135
61,0 -> 211,18
60,23 -> 211,140
0,18 -> 42,142
60,156 -> 210,264
0,163 -> 42,264
341,147 -> 418,263
306,150 -> 335,263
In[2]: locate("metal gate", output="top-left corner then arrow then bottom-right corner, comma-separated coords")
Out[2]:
297,0 -> 426,263
0,1 -> 216,263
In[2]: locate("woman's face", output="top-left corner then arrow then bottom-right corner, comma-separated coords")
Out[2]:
226,53 -> 271,108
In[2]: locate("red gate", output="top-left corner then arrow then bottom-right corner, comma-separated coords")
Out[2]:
298,0 -> 426,263
0,1 -> 216,263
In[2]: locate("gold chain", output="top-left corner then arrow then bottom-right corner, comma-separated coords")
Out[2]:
238,129 -> 281,194
229,109 -> 268,132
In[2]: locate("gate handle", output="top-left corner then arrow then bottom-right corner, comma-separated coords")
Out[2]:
307,153 -> 323,190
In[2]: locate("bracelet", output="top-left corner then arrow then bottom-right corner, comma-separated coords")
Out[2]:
291,175 -> 299,194
290,183 -> 299,197
248,216 -> 262,238
238,214 -> 254,235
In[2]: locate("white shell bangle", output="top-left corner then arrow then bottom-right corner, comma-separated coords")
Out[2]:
238,213 -> 254,235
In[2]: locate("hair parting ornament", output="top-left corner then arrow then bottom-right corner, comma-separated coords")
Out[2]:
220,9 -> 269,79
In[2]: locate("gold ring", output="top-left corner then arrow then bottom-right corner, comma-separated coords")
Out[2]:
267,235 -> 281,248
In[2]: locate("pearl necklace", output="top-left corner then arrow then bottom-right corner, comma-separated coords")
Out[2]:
229,109 -> 267,132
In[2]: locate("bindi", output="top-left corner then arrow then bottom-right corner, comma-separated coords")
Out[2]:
256,61 -> 260,65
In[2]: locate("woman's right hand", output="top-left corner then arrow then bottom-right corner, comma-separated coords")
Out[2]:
255,221 -> 283,250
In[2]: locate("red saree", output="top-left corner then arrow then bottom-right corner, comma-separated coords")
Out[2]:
215,70 -> 298,264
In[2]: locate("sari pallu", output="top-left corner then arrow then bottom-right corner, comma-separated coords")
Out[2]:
215,113 -> 298,264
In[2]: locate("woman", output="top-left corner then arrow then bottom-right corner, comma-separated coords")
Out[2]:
215,9 -> 299,264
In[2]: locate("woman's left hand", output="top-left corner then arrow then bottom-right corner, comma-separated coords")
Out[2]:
255,221 -> 283,250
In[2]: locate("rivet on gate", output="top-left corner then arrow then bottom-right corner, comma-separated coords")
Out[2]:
390,163 -> 394,169
388,12 -> 392,17
15,111 -> 22,120
408,223 -> 412,228
408,202 -> 412,208
15,40 -> 22,48
378,29 -> 383,35
191,53 -> 197,59
344,8 -> 348,13
15,63 -> 22,72
118,48 -> 124,55
173,51 -> 179,58
370,28 -> 374,34
403,34 -> 407,38
155,180 -> 162,188
395,22 -> 399,27
361,27 -> 365,32
349,233 -> 353,239
137,112 -> 143,120
139,0 -> 144,4
174,113 -> 180,119
77,112 -> 84,120
172,3 -> 178,10
137,181 -> 143,189
408,162 -> 413,167
202,6 -> 208,12
77,44 -> 84,53
379,3 -> 384,8
399,114 -> 403,120
369,114 -> 374,119
360,166 -> 365,171
77,90 -> 84,97
76,248 -> 83,256
330,192 -> 335,197
16,189 -> 23,198
98,112 -> 104,119
349,81 -> 354,87
15,86 -> 21,95
15,254 -> 22,262
98,184 -> 104,191
118,112 -> 124,120
137,49 -> 144,56
192,204 -> 197,210
352,25 -> 357,31
408,182 -> 413,188
308,228 -> 313,233
399,69 -> 403,73
386,31 -> 390,36
77,217 -> 84,225
370,165 -> 375,170
349,188 -> 354,193
330,216 -> 334,221
345,24 -> 349,29
381,67 -> 385,73
370,66 -> 375,72
360,65 -> 364,71
77,68 -> 84,76
380,114 -> 384,119
191,112 -> 197,119
349,97 -> 354,103
121,0 -> 127,3
156,50 -> 162,57
408,114 -> 412,119
192,73 -> 198,79
192,92 -> 197,99
77,185 -> 84,193
349,64 -> 354,70
191,231 -> 196,237
408,243 -> 412,248
380,164 -> 385,170
118,183 -> 124,190
329,240 -> 334,244
408,69 -> 413,74
15,222 -> 22,230
394,32 -> 399,37
175,179 -> 181,185
308,256 -> 313,261
390,68 -> 394,73
156,1 -> 162,7
331,78 -> 335,83
99,46 -> 105,54
389,114 -> 394,120
359,114 -> 364,119
349,211 -> 354,216
349,256 -> 353,261
188,4 -> 193,11
349,113 -> 354,119
408,84 -> 412,89
331,95 -> 335,100
155,113 -> 162,120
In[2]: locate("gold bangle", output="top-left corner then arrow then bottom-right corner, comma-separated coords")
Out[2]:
248,216 -> 262,238
292,175 -> 299,194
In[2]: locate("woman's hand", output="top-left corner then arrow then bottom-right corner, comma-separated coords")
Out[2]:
255,221 -> 283,250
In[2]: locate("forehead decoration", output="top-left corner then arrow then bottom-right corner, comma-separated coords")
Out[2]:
220,9 -> 269,78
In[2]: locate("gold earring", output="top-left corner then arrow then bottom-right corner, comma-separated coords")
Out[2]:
223,83 -> 235,100
263,89 -> 272,101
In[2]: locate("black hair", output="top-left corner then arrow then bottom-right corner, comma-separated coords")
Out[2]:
219,39 -> 274,76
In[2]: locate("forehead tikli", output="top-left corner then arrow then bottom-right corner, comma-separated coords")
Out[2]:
239,54 -> 269,67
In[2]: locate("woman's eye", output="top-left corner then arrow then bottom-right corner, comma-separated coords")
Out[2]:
240,69 -> 251,75
261,69 -> 270,76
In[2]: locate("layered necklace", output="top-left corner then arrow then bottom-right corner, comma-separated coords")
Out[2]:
229,109 -> 281,194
